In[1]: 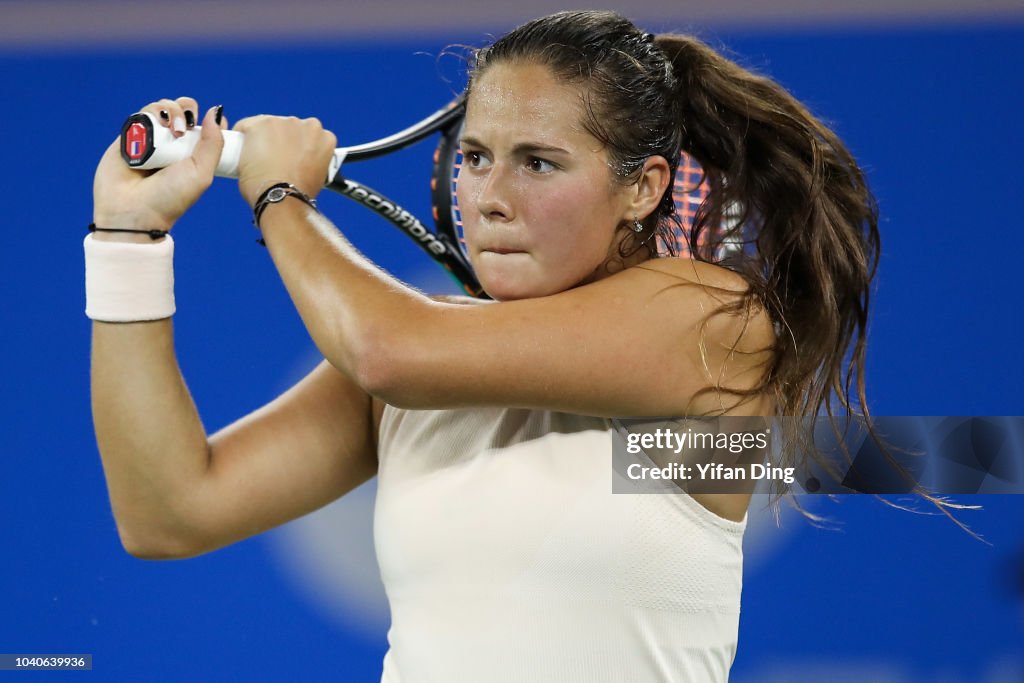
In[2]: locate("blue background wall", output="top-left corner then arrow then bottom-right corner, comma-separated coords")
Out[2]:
1,19 -> 1021,682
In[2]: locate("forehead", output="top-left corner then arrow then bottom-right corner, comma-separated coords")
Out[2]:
465,62 -> 589,142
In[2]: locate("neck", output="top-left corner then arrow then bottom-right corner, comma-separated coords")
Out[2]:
581,232 -> 656,287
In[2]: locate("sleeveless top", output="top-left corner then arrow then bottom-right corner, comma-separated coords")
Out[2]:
375,405 -> 746,682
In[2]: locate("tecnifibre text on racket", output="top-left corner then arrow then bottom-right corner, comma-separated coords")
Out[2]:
119,94 -> 740,299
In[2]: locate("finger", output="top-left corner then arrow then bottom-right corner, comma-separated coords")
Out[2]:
323,128 -> 337,150
231,115 -> 261,134
191,105 -> 225,179
175,96 -> 199,130
215,104 -> 229,131
141,98 -> 187,138
140,99 -> 178,128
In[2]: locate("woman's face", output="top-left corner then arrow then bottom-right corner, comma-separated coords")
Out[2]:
457,62 -> 636,301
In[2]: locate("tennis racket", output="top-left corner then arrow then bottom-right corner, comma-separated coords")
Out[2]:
119,94 -> 740,299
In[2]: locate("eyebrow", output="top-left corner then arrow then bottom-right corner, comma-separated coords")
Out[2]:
459,135 -> 570,156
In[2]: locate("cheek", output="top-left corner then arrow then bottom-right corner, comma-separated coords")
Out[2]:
455,169 -> 473,207
529,183 -> 619,264
454,179 -> 476,249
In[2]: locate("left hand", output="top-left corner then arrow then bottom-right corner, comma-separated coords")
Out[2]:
232,115 -> 337,207
93,100 -> 226,232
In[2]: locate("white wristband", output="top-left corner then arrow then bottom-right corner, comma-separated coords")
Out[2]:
84,233 -> 175,322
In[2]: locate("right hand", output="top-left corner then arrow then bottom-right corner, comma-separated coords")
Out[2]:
93,97 -> 226,233
232,115 -> 336,208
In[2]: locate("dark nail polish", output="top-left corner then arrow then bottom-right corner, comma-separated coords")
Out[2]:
215,104 -> 223,125
184,110 -> 195,128
159,109 -> 169,121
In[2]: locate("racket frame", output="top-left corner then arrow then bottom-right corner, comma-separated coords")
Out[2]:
326,94 -> 484,297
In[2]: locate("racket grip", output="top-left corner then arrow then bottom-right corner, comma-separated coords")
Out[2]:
119,112 -> 343,184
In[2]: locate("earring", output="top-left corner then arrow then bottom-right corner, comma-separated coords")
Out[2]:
632,216 -> 644,233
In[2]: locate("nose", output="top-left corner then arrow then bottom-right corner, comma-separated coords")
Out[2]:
472,163 -> 514,222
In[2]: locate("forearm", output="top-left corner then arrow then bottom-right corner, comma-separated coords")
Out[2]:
257,199 -> 431,384
91,315 -> 210,557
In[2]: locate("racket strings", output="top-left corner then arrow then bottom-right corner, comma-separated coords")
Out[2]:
668,153 -> 710,258
451,151 -> 464,247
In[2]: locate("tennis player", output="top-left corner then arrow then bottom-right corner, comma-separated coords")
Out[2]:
88,10 -> 905,681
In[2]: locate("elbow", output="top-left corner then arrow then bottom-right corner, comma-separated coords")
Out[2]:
115,520 -> 204,561
325,297 -> 442,407
346,323 -> 425,407
107,444 -> 218,561
349,332 -> 405,405
119,532 -> 189,561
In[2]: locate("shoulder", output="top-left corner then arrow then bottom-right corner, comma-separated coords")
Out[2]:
632,258 -> 774,345
628,258 -> 777,413
633,256 -> 750,296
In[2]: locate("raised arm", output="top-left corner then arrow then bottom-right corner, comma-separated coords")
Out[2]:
90,99 -> 377,559
232,115 -> 774,418
256,206 -> 771,417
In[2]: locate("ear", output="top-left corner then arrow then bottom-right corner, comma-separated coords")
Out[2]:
622,155 -> 671,223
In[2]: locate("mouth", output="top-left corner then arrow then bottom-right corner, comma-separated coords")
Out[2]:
482,247 -> 527,255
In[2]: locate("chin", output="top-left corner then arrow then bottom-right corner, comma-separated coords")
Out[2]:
477,270 -> 549,302
472,253 -> 583,301
481,280 -> 536,302
472,255 -> 537,301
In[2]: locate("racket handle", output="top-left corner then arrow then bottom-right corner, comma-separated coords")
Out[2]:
119,112 -> 344,184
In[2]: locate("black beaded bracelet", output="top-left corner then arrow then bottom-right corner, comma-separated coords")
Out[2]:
88,223 -> 169,240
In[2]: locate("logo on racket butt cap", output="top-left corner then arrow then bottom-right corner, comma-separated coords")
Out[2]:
119,113 -> 155,167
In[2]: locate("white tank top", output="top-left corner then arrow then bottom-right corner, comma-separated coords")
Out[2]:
375,405 -> 746,682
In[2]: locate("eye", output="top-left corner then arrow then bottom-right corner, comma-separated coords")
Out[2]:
527,157 -> 557,173
463,150 -> 491,169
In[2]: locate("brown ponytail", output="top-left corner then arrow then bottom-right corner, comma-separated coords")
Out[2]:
656,35 -> 978,530
470,11 -> 977,530
657,35 -> 878,438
